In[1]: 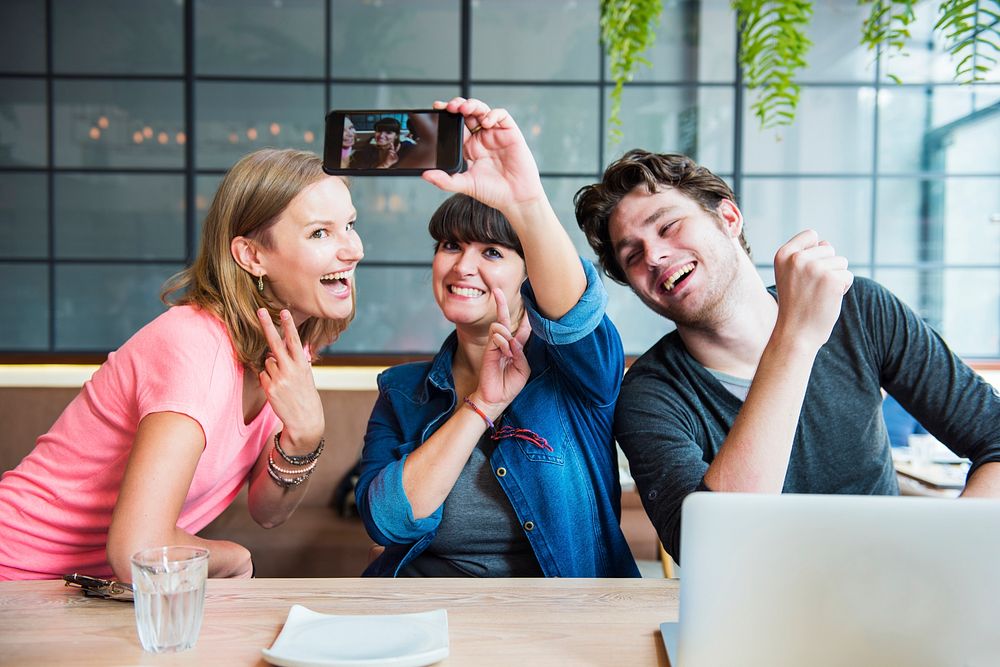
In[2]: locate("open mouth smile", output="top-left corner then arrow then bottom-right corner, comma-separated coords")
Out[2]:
321,270 -> 353,294
661,263 -> 695,292
449,285 -> 486,298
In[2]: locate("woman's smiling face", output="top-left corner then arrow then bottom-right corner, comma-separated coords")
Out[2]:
432,239 -> 526,330
254,176 -> 364,325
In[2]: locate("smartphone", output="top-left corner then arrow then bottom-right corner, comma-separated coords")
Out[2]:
323,109 -> 465,176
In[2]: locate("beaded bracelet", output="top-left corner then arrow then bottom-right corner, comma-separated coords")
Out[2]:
266,464 -> 311,488
273,431 -> 325,466
463,396 -> 495,430
268,450 -> 318,476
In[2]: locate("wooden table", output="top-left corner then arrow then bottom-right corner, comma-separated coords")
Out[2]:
0,578 -> 677,665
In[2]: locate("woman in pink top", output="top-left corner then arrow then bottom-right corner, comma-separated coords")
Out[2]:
0,148 -> 363,581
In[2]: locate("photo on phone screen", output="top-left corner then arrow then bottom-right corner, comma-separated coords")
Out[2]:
323,109 -> 464,176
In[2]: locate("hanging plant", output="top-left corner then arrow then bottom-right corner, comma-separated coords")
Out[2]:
934,0 -> 1000,83
732,0 -> 814,129
600,0 -> 664,143
599,0 -> 997,135
860,0 -> 918,83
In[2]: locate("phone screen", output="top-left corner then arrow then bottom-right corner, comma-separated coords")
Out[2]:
323,109 -> 464,176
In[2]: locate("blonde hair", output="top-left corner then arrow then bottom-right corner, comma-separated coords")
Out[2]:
162,148 -> 355,371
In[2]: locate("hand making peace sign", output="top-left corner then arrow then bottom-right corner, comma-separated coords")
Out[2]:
257,308 -> 325,448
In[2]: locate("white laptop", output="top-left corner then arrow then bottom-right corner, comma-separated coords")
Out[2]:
661,493 -> 1000,667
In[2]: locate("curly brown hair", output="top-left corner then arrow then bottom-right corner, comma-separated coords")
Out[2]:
574,150 -> 750,285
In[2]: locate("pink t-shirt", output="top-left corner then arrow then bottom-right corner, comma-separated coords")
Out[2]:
0,306 -> 280,580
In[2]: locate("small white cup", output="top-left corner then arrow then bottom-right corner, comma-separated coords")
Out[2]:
130,546 -> 209,654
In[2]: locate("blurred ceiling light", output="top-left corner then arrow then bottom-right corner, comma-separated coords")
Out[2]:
97,116 -> 109,129
247,128 -> 258,140
143,126 -> 153,139
176,131 -> 187,145
157,132 -> 169,144
270,122 -> 281,136
531,124 -> 542,137
89,127 -> 101,140
304,130 -> 315,143
229,132 -> 239,144
133,131 -> 144,144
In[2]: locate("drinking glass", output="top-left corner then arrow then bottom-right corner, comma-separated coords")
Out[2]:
130,546 -> 209,653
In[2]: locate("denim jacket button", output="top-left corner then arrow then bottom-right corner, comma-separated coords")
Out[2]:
496,467 -> 507,477
523,520 -> 535,531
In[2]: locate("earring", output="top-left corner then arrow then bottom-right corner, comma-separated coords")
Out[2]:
257,274 -> 265,294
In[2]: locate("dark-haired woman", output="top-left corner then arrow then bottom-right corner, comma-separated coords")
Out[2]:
356,98 -> 638,577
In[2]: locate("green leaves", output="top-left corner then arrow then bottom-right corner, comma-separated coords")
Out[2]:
935,0 -> 1000,83
860,0 -> 917,84
600,0 -> 664,143
733,0 -> 814,129
599,0 -> 997,136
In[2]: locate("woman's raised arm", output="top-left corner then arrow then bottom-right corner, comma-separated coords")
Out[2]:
422,97 -> 586,320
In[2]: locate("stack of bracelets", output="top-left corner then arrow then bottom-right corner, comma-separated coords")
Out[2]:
266,431 -> 325,488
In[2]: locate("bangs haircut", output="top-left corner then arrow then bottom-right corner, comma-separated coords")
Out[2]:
428,193 -> 523,257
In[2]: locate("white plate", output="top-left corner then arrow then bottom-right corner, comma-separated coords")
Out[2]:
262,605 -> 449,667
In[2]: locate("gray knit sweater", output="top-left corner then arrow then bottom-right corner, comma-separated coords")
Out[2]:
616,278 -> 1000,562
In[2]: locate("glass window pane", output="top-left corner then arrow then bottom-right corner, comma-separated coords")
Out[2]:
195,82 -> 324,170
470,85 -> 599,174
743,86 -> 875,174
878,85 -> 1000,174
604,86 -> 734,174
55,263 -> 179,350
197,0 -> 324,77
53,0 -> 182,74
876,268 -> 1000,358
0,78 -> 47,167
930,85 -> 1000,129
876,178 -> 1000,266
54,174 -> 185,260
541,176 -> 597,260
329,83 -> 462,109
943,269 -> 999,357
333,266 -> 452,354
740,177 -> 873,264
0,263 -> 48,350
0,0 -> 46,73
604,278 -> 671,356
195,174 -> 224,253
797,0 -> 875,82
53,79 -> 185,168
345,179 -> 448,263
472,0 -> 599,81
0,173 -> 47,259
619,0 -> 735,83
331,0 -> 460,80
940,94 -> 1000,175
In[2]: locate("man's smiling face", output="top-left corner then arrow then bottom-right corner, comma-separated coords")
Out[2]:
608,185 -> 745,328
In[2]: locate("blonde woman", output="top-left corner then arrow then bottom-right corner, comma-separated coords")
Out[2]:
0,149 -> 363,581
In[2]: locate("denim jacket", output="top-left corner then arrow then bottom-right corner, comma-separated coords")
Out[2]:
357,259 -> 639,577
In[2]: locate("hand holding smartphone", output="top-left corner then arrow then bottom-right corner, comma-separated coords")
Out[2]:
323,109 -> 465,176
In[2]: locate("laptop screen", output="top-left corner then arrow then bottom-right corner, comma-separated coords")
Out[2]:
666,493 -> 1000,667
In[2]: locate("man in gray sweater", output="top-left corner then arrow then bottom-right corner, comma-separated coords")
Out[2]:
575,149 -> 1000,563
